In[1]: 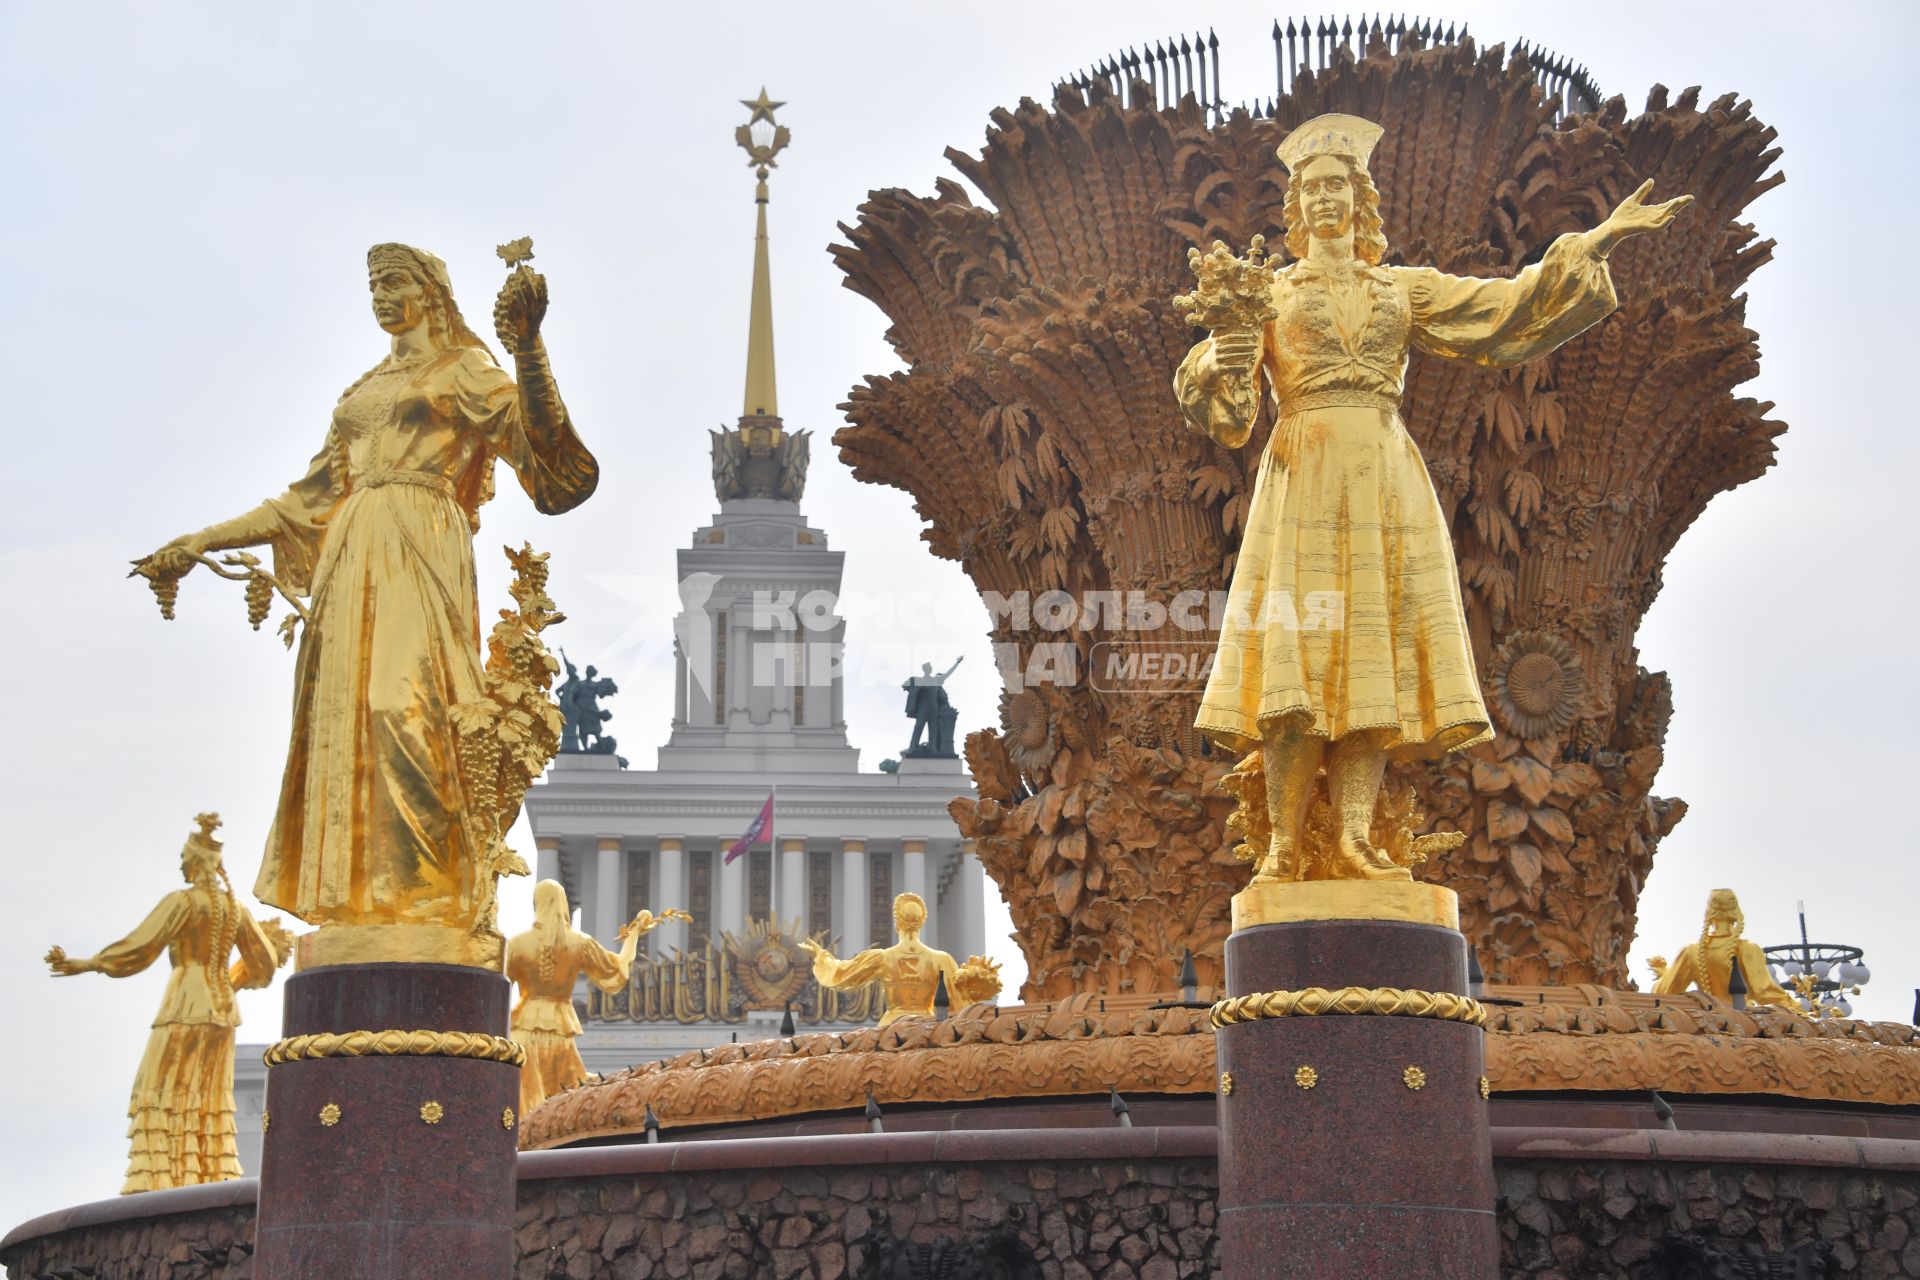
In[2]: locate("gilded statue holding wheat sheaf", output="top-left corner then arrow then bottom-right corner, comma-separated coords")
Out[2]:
1175,114 -> 1690,890
130,239 -> 595,967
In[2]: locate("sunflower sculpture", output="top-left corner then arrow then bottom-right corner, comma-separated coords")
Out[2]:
1487,630 -> 1585,740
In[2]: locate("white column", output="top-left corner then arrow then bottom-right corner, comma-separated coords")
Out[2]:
535,834 -> 561,887
672,640 -> 689,725
655,837 -> 686,954
594,836 -> 624,943
717,842 -> 746,940
829,623 -> 846,729
778,836 -> 806,930
958,839 -> 988,958
837,837 -> 868,951
687,613 -> 717,727
728,613 -> 750,724
901,838 -> 930,925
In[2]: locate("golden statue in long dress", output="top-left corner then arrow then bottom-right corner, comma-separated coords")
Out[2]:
1174,114 -> 1690,886
801,892 -> 1003,1026
1648,889 -> 1797,1010
46,815 -> 289,1193
135,243 -> 595,950
506,881 -> 688,1116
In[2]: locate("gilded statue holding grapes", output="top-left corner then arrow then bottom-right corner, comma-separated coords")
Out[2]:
1175,114 -> 1689,886
133,242 -> 596,957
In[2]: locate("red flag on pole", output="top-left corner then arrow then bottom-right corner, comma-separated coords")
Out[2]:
724,792 -> 775,865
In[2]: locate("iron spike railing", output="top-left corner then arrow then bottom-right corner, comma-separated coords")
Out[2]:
1058,28 -> 1229,123
1059,15 -> 1603,126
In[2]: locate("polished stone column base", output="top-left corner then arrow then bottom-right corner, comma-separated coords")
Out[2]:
1215,900 -> 1497,1279
254,963 -> 517,1280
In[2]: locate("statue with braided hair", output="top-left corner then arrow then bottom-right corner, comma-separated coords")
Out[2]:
1648,888 -> 1797,1010
46,814 -> 290,1193
132,242 -> 597,947
506,880 -> 689,1116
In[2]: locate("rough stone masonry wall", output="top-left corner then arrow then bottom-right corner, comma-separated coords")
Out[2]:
8,1131 -> 1920,1280
513,1155 -> 1218,1280
1499,1158 -> 1920,1279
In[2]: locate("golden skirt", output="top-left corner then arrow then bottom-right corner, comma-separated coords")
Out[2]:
1197,405 -> 1492,757
123,1022 -> 239,1194
256,481 -> 485,925
513,1026 -> 589,1118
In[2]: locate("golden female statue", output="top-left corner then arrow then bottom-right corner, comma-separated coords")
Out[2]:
1175,115 -> 1689,884
46,814 -> 287,1193
506,880 -> 688,1115
1649,889 -> 1796,1010
138,244 -> 595,946
801,892 -> 1003,1026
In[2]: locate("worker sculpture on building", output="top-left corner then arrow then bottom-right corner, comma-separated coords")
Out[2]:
801,892 -> 1002,1026
1174,113 -> 1690,884
902,657 -> 963,758
557,652 -> 620,756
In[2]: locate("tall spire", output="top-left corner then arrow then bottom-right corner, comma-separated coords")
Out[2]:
736,89 -> 790,422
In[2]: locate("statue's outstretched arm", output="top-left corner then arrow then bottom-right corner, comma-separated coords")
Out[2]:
1649,945 -> 1697,997
48,892 -> 190,979
1583,178 -> 1693,257
142,429 -> 340,582
803,941 -> 887,989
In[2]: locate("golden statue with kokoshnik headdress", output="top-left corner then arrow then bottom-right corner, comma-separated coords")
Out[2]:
130,240 -> 596,968
1175,114 -> 1690,892
46,814 -> 292,1193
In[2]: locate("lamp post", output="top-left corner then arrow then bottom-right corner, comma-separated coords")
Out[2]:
1763,901 -> 1871,1018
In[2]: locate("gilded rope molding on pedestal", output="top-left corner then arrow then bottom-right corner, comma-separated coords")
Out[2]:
263,1029 -> 526,1067
1210,986 -> 1487,1029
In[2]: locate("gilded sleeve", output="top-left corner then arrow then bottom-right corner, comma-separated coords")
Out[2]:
1649,945 -> 1698,998
228,906 -> 279,991
1174,335 -> 1263,450
575,932 -> 636,995
811,946 -> 888,990
449,347 -> 598,516
91,892 -> 191,978
1735,941 -> 1799,1010
1405,232 -> 1616,370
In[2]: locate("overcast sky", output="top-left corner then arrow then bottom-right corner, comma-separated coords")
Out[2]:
2,0 -> 1915,1227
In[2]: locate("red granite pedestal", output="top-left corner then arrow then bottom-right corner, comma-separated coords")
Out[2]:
254,962 -> 518,1279
1215,884 -> 1497,1279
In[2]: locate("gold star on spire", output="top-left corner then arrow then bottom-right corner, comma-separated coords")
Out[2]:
741,88 -> 784,125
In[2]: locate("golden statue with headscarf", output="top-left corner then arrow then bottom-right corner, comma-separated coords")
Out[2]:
134,242 -> 597,963
1176,115 -> 1690,891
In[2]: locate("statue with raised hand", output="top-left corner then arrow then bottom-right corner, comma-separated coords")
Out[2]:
902,656 -> 963,757
130,240 -> 597,951
1175,114 -> 1689,885
800,892 -> 1000,1026
47,814 -> 291,1193
506,880 -> 690,1115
